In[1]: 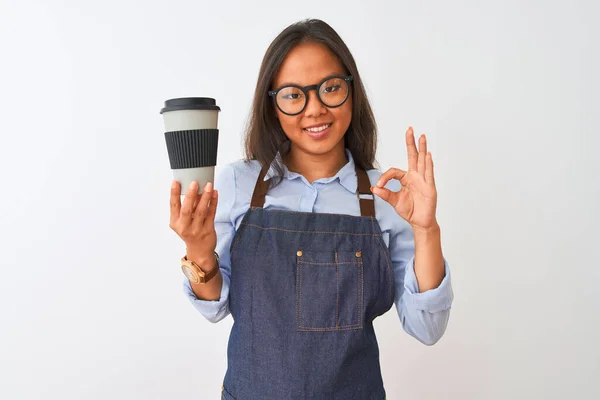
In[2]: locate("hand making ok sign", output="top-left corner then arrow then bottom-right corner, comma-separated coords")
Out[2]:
371,127 -> 439,233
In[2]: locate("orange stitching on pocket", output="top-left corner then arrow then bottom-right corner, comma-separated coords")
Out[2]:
240,223 -> 379,237
296,255 -> 302,329
335,252 -> 339,329
298,324 -> 362,332
358,258 -> 361,326
360,259 -> 364,326
300,261 -> 360,265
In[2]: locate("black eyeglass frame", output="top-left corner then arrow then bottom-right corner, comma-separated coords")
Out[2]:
268,75 -> 353,116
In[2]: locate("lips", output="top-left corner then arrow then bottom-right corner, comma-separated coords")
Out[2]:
303,123 -> 332,139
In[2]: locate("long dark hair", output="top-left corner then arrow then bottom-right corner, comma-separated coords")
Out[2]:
244,19 -> 378,182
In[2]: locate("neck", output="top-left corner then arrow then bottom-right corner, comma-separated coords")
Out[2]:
284,143 -> 348,184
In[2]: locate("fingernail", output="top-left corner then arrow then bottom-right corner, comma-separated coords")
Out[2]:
212,190 -> 218,198
189,181 -> 197,191
171,180 -> 177,189
204,182 -> 212,191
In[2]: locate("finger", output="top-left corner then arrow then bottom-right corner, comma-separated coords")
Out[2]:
425,152 -> 435,186
192,182 -> 213,226
169,180 -> 181,227
205,189 -> 219,225
406,127 -> 418,171
417,134 -> 427,177
180,181 -> 199,224
371,186 -> 400,206
376,167 -> 408,188
192,195 -> 201,218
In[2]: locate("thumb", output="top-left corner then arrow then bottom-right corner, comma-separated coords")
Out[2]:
371,186 -> 396,205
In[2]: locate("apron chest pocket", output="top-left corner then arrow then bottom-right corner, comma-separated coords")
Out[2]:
295,250 -> 364,331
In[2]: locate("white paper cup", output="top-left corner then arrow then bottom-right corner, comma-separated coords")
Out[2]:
161,98 -> 221,195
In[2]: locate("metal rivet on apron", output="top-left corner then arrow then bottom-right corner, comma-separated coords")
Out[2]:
297,250 -> 303,257
355,251 -> 362,258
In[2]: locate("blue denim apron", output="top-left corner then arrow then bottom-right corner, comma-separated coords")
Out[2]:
221,164 -> 394,400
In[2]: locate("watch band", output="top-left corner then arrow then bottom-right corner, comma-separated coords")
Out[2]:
181,252 -> 220,284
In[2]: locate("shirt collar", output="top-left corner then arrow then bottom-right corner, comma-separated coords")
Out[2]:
264,149 -> 358,194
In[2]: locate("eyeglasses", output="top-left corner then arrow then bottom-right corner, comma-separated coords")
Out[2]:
268,75 -> 353,116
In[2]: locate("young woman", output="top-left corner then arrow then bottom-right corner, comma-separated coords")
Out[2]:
169,18 -> 453,400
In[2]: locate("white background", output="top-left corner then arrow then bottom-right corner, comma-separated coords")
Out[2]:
1,0 -> 598,399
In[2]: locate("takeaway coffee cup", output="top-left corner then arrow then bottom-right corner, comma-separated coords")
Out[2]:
160,97 -> 221,195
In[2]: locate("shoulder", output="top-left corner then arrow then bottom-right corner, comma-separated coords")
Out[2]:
230,159 -> 262,175
215,159 -> 261,184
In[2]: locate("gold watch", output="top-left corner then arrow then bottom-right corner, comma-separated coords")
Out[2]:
181,252 -> 220,284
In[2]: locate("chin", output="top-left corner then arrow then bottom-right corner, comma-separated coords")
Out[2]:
295,135 -> 345,156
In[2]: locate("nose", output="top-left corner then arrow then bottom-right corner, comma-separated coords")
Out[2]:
303,89 -> 326,118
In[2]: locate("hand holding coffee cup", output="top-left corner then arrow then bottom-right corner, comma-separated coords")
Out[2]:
161,97 -> 221,195
169,179 -> 218,261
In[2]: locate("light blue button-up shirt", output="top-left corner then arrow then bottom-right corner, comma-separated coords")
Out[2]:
184,150 -> 453,345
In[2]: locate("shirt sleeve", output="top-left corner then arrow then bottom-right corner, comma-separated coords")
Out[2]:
389,221 -> 454,345
182,163 -> 236,323
368,168 -> 454,345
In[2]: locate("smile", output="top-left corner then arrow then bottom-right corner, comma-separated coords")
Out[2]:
303,123 -> 332,133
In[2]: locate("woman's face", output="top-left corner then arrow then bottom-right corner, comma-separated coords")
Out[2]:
272,41 -> 352,159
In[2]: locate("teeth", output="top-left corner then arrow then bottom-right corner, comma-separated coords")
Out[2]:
305,124 -> 330,133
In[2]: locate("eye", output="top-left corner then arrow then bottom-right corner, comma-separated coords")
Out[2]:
322,84 -> 341,93
277,87 -> 304,102
282,93 -> 302,100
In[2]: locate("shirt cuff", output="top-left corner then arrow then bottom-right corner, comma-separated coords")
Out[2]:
182,274 -> 230,322
403,256 -> 453,313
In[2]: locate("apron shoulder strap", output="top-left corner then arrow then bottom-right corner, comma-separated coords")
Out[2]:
250,163 -> 271,209
249,161 -> 376,218
355,167 -> 375,218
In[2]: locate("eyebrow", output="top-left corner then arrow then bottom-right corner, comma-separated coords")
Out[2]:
275,72 -> 346,88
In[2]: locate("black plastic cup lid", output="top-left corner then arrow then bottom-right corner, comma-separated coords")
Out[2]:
160,97 -> 221,114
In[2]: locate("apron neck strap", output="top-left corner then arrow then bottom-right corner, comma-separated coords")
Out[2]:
250,163 -> 271,210
355,167 -> 375,218
250,162 -> 376,218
